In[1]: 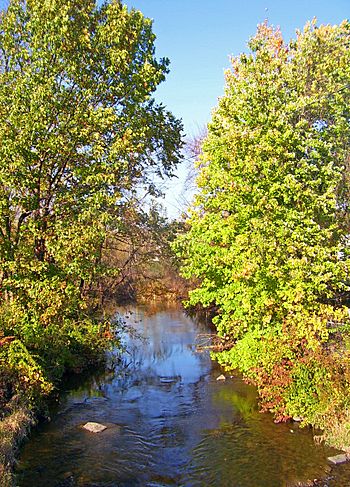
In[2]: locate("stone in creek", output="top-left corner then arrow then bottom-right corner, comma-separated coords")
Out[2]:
327,453 -> 349,465
216,374 -> 226,381
55,472 -> 74,487
82,422 -> 107,433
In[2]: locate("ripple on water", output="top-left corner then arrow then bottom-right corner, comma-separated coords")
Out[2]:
15,305 -> 349,487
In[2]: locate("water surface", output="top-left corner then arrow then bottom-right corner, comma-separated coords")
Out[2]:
16,305 -> 346,486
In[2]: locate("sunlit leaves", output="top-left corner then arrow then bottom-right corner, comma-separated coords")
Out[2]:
175,21 -> 350,425
0,0 -> 182,406
0,0 -> 182,286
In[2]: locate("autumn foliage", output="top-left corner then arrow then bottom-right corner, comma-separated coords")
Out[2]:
175,20 -> 350,446
0,0 -> 181,413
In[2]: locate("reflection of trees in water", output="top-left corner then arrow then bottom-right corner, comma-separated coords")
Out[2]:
189,382 -> 335,487
212,381 -> 259,421
124,339 -> 174,367
119,306 -> 206,369
118,302 -> 185,318
18,305 -> 337,487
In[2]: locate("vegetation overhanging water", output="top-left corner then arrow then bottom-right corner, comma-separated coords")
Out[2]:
15,305 -> 350,487
0,1 -> 349,484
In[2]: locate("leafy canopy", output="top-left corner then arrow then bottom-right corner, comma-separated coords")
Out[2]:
175,20 -> 350,423
0,0 -> 182,399
0,0 -> 182,292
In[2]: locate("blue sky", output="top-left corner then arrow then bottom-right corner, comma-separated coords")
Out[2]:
122,1 -> 349,216
0,0 -> 348,216
123,0 -> 349,137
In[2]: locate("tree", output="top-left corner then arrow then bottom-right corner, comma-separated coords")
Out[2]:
177,126 -> 207,217
175,21 -> 350,429
0,0 -> 182,400
99,200 -> 188,303
0,0 -> 182,305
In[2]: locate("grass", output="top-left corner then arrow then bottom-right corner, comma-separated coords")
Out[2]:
0,398 -> 35,487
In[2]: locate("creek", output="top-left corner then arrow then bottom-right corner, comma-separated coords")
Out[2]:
15,304 -> 350,486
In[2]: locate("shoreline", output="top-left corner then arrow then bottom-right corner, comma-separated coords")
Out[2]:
0,404 -> 34,487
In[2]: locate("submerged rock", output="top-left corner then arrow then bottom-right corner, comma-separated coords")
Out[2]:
216,374 -> 226,381
82,422 -> 107,433
327,453 -> 349,465
54,472 -> 74,487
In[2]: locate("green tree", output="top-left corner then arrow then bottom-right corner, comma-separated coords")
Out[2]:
0,0 -> 182,304
0,0 -> 182,398
176,21 -> 350,428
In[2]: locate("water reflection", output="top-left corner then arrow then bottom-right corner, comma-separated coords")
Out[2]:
16,305 -> 346,486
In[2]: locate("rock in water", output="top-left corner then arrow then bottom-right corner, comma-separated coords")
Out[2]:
327,454 -> 349,465
54,472 -> 74,487
82,422 -> 107,433
216,374 -> 226,381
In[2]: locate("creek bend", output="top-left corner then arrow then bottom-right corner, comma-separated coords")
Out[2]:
16,305 -> 347,486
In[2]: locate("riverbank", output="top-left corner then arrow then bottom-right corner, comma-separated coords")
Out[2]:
0,403 -> 34,487
5,303 -> 350,486
15,305 -> 345,487
0,315 -> 117,486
